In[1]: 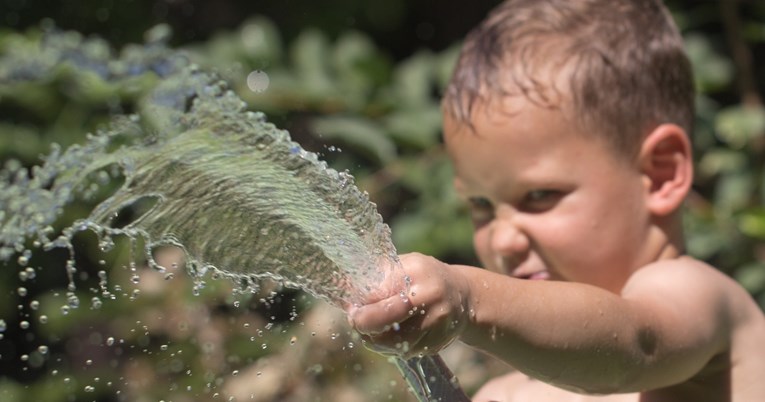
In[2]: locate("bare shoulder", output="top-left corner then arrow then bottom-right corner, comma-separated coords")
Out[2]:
623,256 -> 765,401
473,371 -> 638,402
623,256 -> 761,321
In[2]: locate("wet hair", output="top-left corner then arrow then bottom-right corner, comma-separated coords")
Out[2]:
442,0 -> 695,158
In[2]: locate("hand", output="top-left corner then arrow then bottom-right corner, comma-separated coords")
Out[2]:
348,253 -> 472,358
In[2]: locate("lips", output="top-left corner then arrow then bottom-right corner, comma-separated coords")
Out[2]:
493,256 -> 551,280
509,266 -> 550,280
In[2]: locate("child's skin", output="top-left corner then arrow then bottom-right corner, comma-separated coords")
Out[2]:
348,34 -> 765,402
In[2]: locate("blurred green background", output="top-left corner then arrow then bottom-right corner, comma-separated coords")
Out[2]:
1,1 -> 764,401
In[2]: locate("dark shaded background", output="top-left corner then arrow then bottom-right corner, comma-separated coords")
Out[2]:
0,0 -> 499,60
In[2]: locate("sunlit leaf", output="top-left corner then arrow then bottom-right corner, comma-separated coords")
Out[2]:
697,148 -> 747,178
684,34 -> 733,93
714,105 -> 765,149
738,209 -> 765,239
238,16 -> 283,63
714,172 -> 753,213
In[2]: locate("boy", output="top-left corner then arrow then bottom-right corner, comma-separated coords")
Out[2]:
349,0 -> 765,400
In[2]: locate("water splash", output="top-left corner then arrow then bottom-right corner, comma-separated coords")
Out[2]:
0,26 -> 468,401
2,38 -> 395,307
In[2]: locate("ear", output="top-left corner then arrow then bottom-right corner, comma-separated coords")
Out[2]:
638,124 -> 693,217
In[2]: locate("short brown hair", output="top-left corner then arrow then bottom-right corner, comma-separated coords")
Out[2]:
443,0 -> 695,158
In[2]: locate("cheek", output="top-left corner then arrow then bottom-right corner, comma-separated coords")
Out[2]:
530,214 -> 602,264
472,229 -> 492,264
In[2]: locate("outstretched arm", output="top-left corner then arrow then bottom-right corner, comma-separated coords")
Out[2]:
349,253 -> 733,394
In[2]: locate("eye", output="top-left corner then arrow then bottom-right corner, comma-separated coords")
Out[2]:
521,189 -> 562,212
467,197 -> 494,227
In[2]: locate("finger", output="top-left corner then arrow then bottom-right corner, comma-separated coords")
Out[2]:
349,292 -> 412,335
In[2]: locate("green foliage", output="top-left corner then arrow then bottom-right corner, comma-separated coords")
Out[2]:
679,3 -> 765,310
2,2 -> 765,400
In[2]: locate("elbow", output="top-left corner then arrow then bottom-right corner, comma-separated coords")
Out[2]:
560,329 -> 660,395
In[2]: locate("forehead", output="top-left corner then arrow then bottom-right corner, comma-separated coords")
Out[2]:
443,95 -> 625,193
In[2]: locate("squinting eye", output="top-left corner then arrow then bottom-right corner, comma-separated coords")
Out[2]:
467,197 -> 494,227
527,190 -> 554,201
522,189 -> 562,211
469,197 -> 493,210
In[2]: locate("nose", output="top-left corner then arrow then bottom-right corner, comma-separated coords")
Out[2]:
489,216 -> 530,260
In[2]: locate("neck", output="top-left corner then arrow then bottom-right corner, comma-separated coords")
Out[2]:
647,211 -> 687,264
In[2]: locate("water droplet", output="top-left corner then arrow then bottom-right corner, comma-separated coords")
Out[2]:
24,267 -> 36,280
289,336 -> 297,345
0,320 -> 6,332
232,370 -> 239,376
38,345 -> 49,354
29,300 -> 40,310
91,297 -> 102,309
60,305 -> 70,315
17,287 -> 27,297
39,315 -> 48,324
160,344 -> 168,351
19,320 -> 30,329
246,70 -> 270,93
99,238 -> 114,252
84,385 -> 95,392
66,293 -> 80,309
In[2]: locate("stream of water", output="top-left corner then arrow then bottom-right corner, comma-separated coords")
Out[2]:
0,26 -> 468,401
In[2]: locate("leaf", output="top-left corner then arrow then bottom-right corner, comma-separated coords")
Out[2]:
714,105 -> 765,149
384,105 -> 443,149
714,172 -> 753,213
291,29 -> 336,97
738,209 -> 765,239
697,148 -> 747,178
734,262 -> 765,293
331,31 -> 389,110
238,16 -> 283,63
390,50 -> 436,107
684,34 -> 733,93
312,115 -> 396,164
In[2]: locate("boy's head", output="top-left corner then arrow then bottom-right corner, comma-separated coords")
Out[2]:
441,0 -> 696,289
442,0 -> 695,160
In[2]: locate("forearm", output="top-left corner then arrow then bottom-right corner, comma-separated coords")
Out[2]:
455,265 -> 676,393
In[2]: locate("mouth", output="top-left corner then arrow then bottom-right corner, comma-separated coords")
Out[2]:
493,256 -> 551,280
508,264 -> 550,280
513,270 -> 550,280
